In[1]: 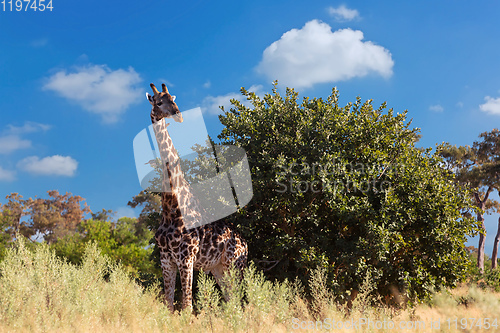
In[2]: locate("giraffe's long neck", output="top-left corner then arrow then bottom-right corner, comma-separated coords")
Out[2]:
150,118 -> 178,227
152,118 -> 205,229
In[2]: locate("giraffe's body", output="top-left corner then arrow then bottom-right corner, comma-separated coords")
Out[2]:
147,83 -> 247,311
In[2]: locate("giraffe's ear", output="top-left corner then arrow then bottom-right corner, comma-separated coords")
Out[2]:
171,95 -> 176,102
146,92 -> 154,105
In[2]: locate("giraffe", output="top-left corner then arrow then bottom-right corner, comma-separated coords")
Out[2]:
146,83 -> 248,311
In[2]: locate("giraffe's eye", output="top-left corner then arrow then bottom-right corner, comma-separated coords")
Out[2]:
157,102 -> 163,106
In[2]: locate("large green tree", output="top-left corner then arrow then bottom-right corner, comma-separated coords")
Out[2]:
217,84 -> 478,303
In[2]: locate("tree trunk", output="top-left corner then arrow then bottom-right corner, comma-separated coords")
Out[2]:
11,213 -> 22,240
475,187 -> 494,274
492,217 -> 500,270
477,214 -> 486,274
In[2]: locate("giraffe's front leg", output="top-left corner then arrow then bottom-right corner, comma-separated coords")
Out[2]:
179,260 -> 195,310
159,252 -> 177,312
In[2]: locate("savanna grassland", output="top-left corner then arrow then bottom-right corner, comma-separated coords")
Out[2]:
2,87 -> 499,332
1,239 -> 499,333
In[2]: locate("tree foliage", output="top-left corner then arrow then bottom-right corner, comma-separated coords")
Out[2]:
473,129 -> 500,187
52,217 -> 156,278
0,193 -> 35,242
127,190 -> 162,262
217,83 -> 478,303
31,190 -> 91,244
127,190 -> 161,235
0,191 -> 90,245
438,129 -> 500,272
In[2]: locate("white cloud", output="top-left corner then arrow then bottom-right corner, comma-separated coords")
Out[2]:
328,5 -> 360,21
429,104 -> 444,112
6,121 -> 51,134
0,135 -> 31,154
248,84 -> 265,97
17,155 -> 78,177
0,121 -> 51,154
256,20 -> 394,89
202,92 -> 242,115
203,80 -> 211,89
201,85 -> 264,115
0,166 -> 16,182
43,64 -> 143,123
479,96 -> 500,116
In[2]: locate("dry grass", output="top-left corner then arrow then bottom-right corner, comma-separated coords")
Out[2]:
1,240 -> 499,332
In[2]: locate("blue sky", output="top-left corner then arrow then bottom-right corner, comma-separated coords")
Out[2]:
1,1 -> 500,253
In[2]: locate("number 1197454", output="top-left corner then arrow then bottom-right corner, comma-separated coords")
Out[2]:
2,0 -> 53,11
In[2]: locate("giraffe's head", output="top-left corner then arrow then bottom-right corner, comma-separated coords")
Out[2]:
146,83 -> 184,123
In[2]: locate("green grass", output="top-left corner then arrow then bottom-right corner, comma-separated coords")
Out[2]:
1,239 -> 500,332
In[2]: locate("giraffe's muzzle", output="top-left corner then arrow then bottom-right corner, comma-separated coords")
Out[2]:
173,113 -> 184,123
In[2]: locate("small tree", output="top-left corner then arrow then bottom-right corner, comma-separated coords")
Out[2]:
29,190 -> 91,244
474,129 -> 500,270
439,129 -> 500,273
